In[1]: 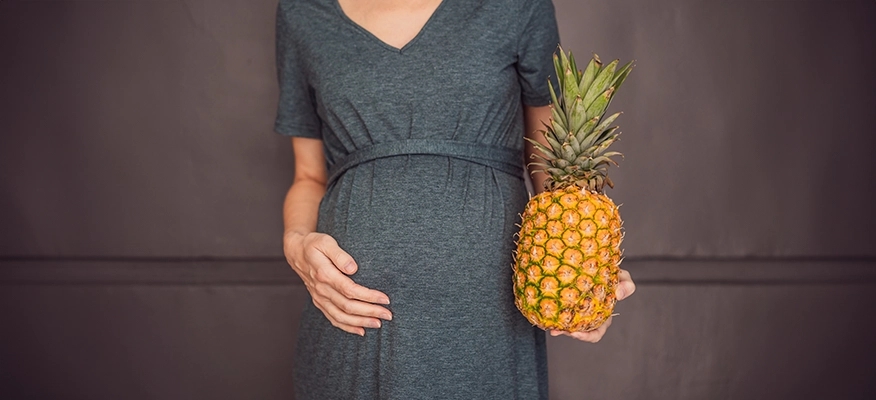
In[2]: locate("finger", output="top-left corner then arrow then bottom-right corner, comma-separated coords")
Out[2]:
335,277 -> 392,305
570,316 -> 613,343
320,299 -> 383,330
570,330 -> 601,343
616,269 -> 636,300
328,289 -> 393,321
311,300 -> 365,336
313,235 -> 358,275
305,257 -> 390,305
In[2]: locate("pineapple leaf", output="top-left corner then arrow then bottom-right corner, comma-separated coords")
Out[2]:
568,97 -> 588,134
575,116 -> 600,143
585,86 -> 615,121
574,152 -> 592,163
547,167 -> 566,176
581,130 -> 618,156
593,126 -> 620,147
568,131 -> 582,153
558,46 -> 570,75
548,82 -> 564,123
530,155 -> 552,166
592,112 -> 622,139
582,59 -> 618,108
563,67 -> 579,119
542,48 -> 633,187
568,51 -> 579,81
550,118 -> 568,142
611,60 -> 635,91
579,54 -> 602,94
580,142 -> 599,157
550,102 -> 566,128
552,159 -> 571,168
591,155 -> 620,168
560,143 -> 576,161
524,137 -> 556,159
543,122 -> 563,143
574,156 -> 592,169
544,134 -> 564,155
591,134 -> 619,155
582,123 -> 617,151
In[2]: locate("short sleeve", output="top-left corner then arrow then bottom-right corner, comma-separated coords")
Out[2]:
274,2 -> 321,138
516,0 -> 561,107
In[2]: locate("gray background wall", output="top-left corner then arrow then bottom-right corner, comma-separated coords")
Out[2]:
1,0 -> 875,399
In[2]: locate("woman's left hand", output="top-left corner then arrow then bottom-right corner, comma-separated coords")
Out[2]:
548,268 -> 636,343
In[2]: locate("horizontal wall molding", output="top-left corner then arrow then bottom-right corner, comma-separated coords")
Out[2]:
1,258 -> 875,286
625,258 -> 876,285
0,259 -> 299,286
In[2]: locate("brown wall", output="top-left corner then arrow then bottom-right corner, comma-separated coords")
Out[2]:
2,0 -> 875,399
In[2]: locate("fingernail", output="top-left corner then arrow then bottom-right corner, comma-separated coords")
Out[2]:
343,262 -> 355,273
370,320 -> 381,328
380,297 -> 391,305
381,313 -> 392,321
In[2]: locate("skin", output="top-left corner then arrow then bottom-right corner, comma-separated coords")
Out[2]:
282,0 -> 636,341
523,107 -> 637,342
337,0 -> 446,50
525,107 -> 636,342
282,106 -> 636,342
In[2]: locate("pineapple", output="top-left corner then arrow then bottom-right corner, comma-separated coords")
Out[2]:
513,47 -> 633,332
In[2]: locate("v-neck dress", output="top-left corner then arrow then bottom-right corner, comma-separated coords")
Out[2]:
274,0 -> 560,398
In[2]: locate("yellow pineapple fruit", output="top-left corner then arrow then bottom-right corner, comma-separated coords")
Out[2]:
514,47 -> 633,332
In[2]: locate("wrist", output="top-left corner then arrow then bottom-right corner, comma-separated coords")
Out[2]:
282,229 -> 311,252
283,229 -> 308,239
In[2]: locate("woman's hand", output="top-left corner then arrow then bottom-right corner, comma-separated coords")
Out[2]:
284,231 -> 393,336
548,269 -> 636,343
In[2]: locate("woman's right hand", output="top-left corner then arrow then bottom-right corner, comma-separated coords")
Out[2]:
284,231 -> 393,336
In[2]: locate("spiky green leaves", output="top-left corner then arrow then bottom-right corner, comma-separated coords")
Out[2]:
528,46 -> 633,193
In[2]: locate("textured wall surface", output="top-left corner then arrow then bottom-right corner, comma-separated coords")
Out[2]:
1,0 -> 875,399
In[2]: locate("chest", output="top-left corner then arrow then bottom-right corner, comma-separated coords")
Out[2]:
336,0 -> 445,50
300,1 -> 522,103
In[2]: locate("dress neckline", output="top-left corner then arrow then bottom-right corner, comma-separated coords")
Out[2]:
333,0 -> 449,53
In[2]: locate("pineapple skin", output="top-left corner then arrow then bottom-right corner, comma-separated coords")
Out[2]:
513,186 -> 622,332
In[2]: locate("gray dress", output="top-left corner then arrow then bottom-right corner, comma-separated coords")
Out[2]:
274,0 -> 560,398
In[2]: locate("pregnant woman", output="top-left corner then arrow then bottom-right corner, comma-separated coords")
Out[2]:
275,0 -> 635,398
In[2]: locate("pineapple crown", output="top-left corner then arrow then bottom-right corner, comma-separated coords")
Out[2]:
527,46 -> 634,193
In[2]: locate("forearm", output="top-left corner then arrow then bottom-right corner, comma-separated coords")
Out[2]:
282,178 -> 325,239
523,105 -> 553,193
279,164 -> 392,336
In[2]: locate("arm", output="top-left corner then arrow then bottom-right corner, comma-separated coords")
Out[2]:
522,105 -> 637,342
523,105 -> 553,193
282,137 -> 392,336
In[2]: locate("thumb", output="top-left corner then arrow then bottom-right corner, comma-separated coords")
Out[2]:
316,236 -> 358,275
616,280 -> 635,300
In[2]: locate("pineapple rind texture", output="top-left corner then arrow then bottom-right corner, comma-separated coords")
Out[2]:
513,47 -> 632,333
513,187 -> 622,332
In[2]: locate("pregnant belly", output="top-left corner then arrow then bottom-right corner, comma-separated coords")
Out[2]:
315,156 -> 528,317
